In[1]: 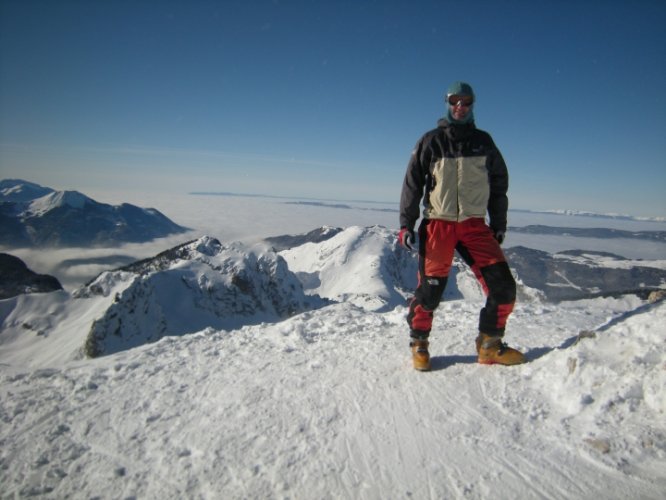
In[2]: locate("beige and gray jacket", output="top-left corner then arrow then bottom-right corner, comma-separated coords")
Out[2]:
399,119 -> 509,233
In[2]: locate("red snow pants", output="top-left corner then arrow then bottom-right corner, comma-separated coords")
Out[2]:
407,218 -> 516,338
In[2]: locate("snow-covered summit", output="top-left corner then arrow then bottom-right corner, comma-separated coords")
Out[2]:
0,179 -> 54,202
0,179 -> 188,247
26,190 -> 92,216
280,225 -> 485,311
79,236 -> 324,357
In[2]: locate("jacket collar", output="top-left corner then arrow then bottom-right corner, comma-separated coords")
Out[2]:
437,118 -> 476,141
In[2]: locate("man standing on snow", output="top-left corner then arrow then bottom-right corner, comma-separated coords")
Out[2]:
399,81 -> 525,371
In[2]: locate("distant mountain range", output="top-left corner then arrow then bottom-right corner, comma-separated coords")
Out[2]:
190,191 -> 666,222
0,179 -> 188,247
270,227 -> 666,304
512,208 -> 666,223
508,225 -> 666,242
504,247 -> 666,301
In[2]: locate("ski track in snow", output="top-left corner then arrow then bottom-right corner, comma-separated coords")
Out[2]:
2,297 -> 665,499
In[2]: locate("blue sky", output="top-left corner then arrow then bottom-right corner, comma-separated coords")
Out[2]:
1,0 -> 665,217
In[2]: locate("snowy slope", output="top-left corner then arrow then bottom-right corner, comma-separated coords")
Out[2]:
26,190 -> 91,215
280,225 -> 486,311
0,283 -> 126,367
0,226 -> 665,498
1,297 -> 664,498
82,237 -> 321,357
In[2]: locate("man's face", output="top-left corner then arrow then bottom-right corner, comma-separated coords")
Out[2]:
447,94 -> 473,121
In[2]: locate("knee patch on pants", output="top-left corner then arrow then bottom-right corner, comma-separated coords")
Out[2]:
480,262 -> 516,304
415,276 -> 447,310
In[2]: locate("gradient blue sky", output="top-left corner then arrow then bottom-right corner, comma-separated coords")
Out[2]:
1,0 -> 665,217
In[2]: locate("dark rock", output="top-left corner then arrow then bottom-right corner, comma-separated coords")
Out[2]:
0,253 -> 63,299
264,226 -> 343,251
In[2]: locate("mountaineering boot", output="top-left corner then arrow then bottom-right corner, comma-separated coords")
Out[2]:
410,339 -> 431,371
476,333 -> 525,365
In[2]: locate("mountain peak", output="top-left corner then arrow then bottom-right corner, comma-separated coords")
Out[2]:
0,179 -> 54,202
81,236 -> 323,357
0,179 -> 188,247
27,190 -> 93,216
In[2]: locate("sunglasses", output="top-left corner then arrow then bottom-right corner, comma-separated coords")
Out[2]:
447,94 -> 474,106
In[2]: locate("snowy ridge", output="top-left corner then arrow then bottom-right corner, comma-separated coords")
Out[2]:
0,179 -> 54,202
26,190 -> 91,216
0,236 -> 322,364
280,225 -> 485,311
280,225 -> 417,310
80,237 -> 323,357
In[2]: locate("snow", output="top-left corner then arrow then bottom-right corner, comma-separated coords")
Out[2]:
280,225 -> 421,311
25,190 -> 91,216
1,221 -> 665,498
0,179 -> 54,202
1,297 -> 664,498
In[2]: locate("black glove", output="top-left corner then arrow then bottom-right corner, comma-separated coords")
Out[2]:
493,230 -> 505,245
399,227 -> 415,250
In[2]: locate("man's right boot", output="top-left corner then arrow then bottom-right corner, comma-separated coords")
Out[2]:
410,339 -> 431,371
476,333 -> 525,365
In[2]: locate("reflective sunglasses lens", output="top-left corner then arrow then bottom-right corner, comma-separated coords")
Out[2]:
448,95 -> 473,106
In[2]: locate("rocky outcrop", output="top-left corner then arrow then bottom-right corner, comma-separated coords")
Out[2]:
0,253 -> 63,299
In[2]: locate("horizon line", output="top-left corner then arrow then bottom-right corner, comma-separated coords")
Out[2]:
188,192 -> 665,222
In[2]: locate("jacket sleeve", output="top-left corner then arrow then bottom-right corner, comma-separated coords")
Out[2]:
399,138 -> 427,230
486,142 -> 509,233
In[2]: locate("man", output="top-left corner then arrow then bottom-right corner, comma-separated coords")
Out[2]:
399,81 -> 525,371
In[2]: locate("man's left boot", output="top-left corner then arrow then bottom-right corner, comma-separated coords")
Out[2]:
476,333 -> 525,365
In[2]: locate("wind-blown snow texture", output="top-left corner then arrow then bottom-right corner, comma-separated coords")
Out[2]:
0,226 -> 664,499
